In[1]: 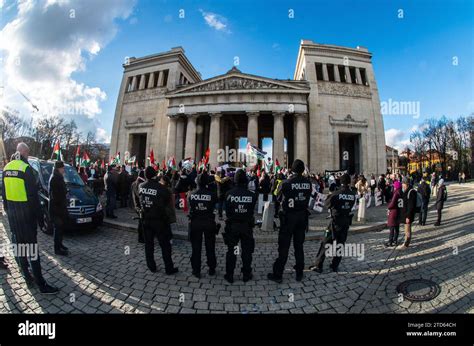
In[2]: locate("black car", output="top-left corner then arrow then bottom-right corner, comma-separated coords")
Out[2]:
28,157 -> 104,232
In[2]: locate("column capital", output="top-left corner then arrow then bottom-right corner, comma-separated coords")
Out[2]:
246,111 -> 260,118
186,113 -> 199,119
209,112 -> 223,118
294,112 -> 308,118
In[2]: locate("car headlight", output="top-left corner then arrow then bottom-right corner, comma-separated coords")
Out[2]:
96,202 -> 103,212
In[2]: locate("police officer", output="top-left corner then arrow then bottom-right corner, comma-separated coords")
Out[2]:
131,169 -> 145,243
268,159 -> 311,283
223,169 -> 256,283
2,143 -> 58,294
139,166 -> 178,274
309,173 -> 356,273
188,172 -> 218,278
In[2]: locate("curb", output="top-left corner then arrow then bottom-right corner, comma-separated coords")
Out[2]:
103,218 -> 388,243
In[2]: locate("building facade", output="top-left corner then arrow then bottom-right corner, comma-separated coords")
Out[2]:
110,40 -> 386,174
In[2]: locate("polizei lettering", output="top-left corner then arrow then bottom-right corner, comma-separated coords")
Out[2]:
139,187 -> 157,196
230,196 -> 253,203
291,183 -> 310,190
339,194 -> 355,201
18,320 -> 56,340
190,194 -> 211,201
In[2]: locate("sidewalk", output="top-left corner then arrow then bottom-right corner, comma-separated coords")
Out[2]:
104,199 -> 389,242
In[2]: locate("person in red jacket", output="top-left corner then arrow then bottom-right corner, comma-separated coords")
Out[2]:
385,181 -> 403,247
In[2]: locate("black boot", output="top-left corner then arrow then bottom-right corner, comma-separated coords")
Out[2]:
267,273 -> 282,284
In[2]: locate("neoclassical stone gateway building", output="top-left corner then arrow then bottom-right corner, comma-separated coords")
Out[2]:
110,40 -> 386,174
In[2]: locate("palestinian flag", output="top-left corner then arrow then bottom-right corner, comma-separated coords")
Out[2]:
52,139 -> 63,161
263,158 -> 273,173
246,142 -> 266,160
274,158 -> 282,173
168,156 -> 177,171
203,148 -> 210,165
111,152 -> 120,165
100,160 -> 105,169
75,145 -> 81,166
149,148 -> 155,165
81,151 -> 90,167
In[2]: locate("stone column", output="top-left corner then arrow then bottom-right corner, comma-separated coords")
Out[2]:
195,118 -> 204,160
147,72 -> 155,88
334,65 -> 341,82
273,112 -> 285,163
130,76 -> 137,91
355,68 -> 362,85
322,63 -> 329,81
209,113 -> 222,169
175,117 -> 185,162
294,113 -> 308,164
344,66 -> 352,83
138,74 -> 146,90
247,112 -> 259,147
157,71 -> 164,87
165,116 -> 177,159
184,114 -> 198,160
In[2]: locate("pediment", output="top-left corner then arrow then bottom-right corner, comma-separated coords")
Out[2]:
169,70 -> 308,95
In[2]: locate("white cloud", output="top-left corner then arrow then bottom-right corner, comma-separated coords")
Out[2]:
0,0 -> 136,142
385,128 -> 410,151
199,10 -> 230,33
96,127 -> 111,143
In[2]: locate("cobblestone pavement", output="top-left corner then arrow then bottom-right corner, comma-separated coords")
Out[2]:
1,183 -> 473,314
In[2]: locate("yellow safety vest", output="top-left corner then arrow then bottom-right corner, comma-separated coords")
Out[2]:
3,159 -> 29,202
273,179 -> 282,196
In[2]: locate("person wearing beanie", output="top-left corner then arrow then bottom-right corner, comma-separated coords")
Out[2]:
268,159 -> 312,283
385,180 -> 403,247
222,169 -> 257,283
48,160 -> 69,256
188,172 -> 218,278
131,169 -> 146,243
434,179 -> 447,226
417,175 -> 431,226
309,173 -> 356,273
138,166 -> 178,274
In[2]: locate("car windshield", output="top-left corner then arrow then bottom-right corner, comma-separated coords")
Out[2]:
41,163 -> 85,186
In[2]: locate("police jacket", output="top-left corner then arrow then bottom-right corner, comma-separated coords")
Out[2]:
225,185 -> 256,223
138,179 -> 171,220
2,156 -> 41,221
277,174 -> 312,213
48,169 -> 69,222
325,185 -> 356,225
188,187 -> 217,220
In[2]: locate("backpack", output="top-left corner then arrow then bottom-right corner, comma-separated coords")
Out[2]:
409,189 -> 423,213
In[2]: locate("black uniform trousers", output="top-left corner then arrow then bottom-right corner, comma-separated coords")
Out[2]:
223,221 -> 255,276
314,221 -> 349,270
190,218 -> 217,274
137,217 -> 144,243
272,210 -> 308,277
142,218 -> 173,272
7,211 -> 46,286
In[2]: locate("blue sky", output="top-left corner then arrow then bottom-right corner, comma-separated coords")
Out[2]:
1,0 -> 473,149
